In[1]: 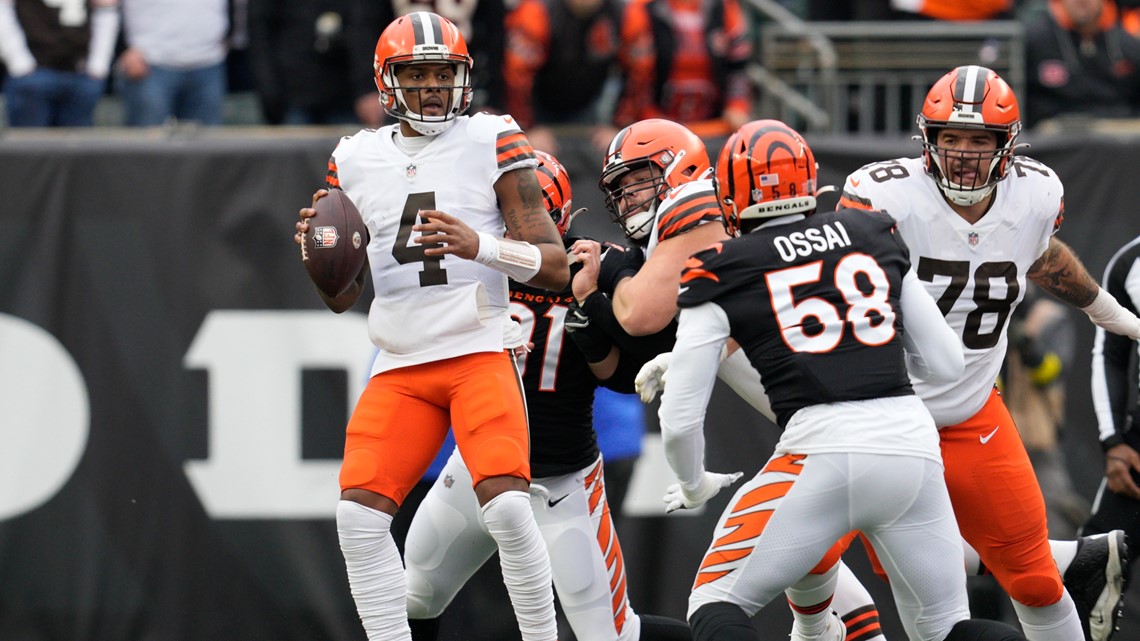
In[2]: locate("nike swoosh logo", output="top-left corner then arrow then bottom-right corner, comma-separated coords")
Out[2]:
547,494 -> 570,508
980,426 -> 1000,444
678,287 -> 690,295
850,178 -> 861,187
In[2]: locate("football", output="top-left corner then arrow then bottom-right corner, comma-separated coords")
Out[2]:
301,188 -> 368,298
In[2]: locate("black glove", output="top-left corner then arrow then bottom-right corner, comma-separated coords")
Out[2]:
597,242 -> 645,295
565,299 -> 615,363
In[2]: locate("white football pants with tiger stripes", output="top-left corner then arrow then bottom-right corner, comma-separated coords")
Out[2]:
406,447 -> 641,641
688,451 -> 971,641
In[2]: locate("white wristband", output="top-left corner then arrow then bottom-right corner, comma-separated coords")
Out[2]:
1082,287 -> 1140,339
474,232 -> 542,283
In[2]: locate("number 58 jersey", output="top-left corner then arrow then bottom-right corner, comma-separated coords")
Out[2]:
839,155 -> 1065,426
328,113 -> 539,375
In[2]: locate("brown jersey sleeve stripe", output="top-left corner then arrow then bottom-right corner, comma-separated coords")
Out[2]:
658,195 -> 721,239
496,130 -> 536,168
838,191 -> 874,211
326,157 -> 340,188
660,209 -> 721,240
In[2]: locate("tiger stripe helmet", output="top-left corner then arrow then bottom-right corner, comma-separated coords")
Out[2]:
715,119 -> 818,236
599,119 -> 710,240
534,150 -> 577,236
916,65 -> 1022,206
374,12 -> 473,135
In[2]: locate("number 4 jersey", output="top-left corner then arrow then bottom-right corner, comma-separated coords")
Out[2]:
328,113 -> 538,375
839,155 -> 1064,426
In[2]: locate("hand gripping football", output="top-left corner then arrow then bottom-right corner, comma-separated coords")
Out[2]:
301,189 -> 368,297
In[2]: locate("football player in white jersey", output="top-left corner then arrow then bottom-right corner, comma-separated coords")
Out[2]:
661,118 -> 1029,641
570,118 -> 730,337
293,12 -> 568,641
836,65 -> 1139,641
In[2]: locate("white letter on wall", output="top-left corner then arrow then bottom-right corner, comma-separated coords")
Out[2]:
0,314 -> 89,520
184,310 -> 372,519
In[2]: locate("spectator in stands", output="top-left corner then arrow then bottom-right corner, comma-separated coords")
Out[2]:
0,0 -> 120,127
888,0 -> 1013,20
611,0 -> 753,139
1023,0 -> 1140,128
503,0 -> 628,154
114,0 -> 229,126
247,0 -> 377,125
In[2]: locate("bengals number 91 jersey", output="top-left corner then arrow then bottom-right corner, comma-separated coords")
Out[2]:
678,209 -> 914,429
328,113 -> 538,375
509,269 -> 601,478
839,155 -> 1063,426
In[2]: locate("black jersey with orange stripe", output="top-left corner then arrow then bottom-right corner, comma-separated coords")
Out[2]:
509,255 -> 601,477
678,209 -> 915,427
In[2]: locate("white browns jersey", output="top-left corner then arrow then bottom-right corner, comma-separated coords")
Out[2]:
839,155 -> 1064,426
645,171 -> 724,258
328,113 -> 539,375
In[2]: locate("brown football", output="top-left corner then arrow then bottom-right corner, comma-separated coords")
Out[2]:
301,188 -> 368,298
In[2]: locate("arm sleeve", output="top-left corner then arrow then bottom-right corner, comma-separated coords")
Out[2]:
659,302 -> 730,491
1092,255 -> 1140,445
716,348 -> 775,423
85,4 -> 121,78
0,0 -> 36,76
580,290 -> 677,365
900,269 -> 964,383
598,353 -> 642,394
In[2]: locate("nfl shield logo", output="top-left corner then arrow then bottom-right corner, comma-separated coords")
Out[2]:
968,232 -> 979,246
406,163 -> 417,180
314,226 -> 339,248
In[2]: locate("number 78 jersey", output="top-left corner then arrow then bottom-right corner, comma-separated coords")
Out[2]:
839,155 -> 1065,427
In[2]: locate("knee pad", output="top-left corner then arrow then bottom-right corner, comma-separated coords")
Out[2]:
470,435 -> 528,480
689,602 -> 756,641
336,500 -> 390,540
548,526 -> 605,598
1006,572 -> 1064,608
943,619 -> 1026,641
480,490 -> 532,534
405,569 -> 444,619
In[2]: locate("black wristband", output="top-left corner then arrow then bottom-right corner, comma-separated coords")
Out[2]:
1102,433 -> 1127,453
568,325 -> 614,363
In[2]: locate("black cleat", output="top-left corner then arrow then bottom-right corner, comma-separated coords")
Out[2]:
1064,530 -> 1128,641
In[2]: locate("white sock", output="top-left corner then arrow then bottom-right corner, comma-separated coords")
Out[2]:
482,490 -> 557,641
1012,592 -> 1083,641
337,500 -> 411,641
1050,539 -> 1079,575
786,563 -> 838,638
